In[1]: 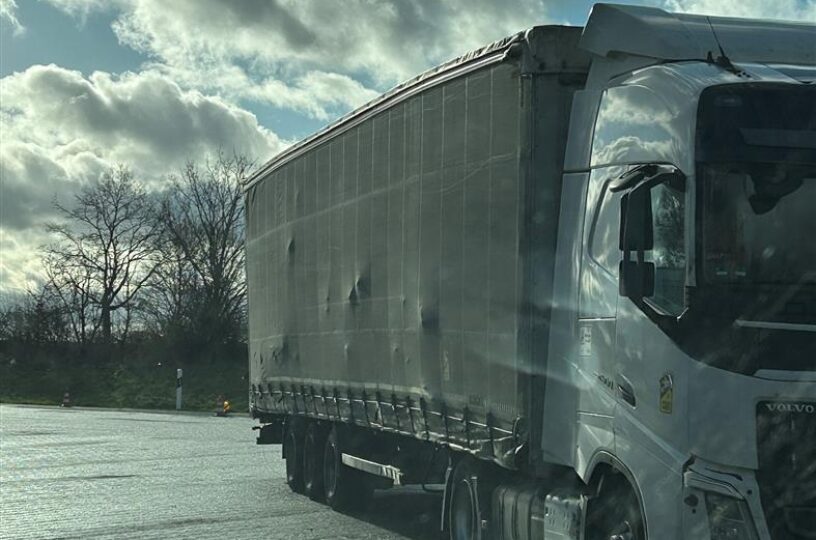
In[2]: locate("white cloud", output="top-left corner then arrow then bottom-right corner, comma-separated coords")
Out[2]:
147,63 -> 380,122
0,228 -> 52,292
243,71 -> 380,122
664,0 -> 816,21
0,65 -> 284,291
99,0 -> 548,82
0,0 -> 24,35
42,0 -> 549,119
0,138 -> 89,231
1,65 -> 282,181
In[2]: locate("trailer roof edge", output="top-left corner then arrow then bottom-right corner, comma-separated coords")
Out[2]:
243,25 -> 581,192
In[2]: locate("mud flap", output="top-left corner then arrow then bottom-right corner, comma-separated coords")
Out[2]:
254,421 -> 284,445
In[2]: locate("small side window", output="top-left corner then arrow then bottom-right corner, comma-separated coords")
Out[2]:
590,184 -> 624,274
646,180 -> 686,315
618,166 -> 688,317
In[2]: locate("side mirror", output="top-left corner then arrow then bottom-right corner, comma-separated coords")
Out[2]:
619,260 -> 655,298
619,182 -> 655,300
619,187 -> 653,252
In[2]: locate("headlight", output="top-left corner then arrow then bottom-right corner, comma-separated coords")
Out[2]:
705,493 -> 759,540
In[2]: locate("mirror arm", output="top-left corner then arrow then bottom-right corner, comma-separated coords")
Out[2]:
610,163 -> 682,193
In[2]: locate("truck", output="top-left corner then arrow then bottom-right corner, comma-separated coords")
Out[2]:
245,4 -> 816,539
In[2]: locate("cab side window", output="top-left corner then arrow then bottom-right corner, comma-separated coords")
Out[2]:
646,180 -> 686,315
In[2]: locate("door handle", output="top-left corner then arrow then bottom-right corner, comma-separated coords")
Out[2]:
616,375 -> 636,407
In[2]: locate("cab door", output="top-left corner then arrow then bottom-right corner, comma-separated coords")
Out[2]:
576,166 -> 627,466
613,172 -> 691,531
614,172 -> 688,448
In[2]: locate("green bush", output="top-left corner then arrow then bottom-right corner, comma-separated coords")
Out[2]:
0,340 -> 248,412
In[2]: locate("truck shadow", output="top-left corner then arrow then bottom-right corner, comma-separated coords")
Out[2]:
350,487 -> 443,540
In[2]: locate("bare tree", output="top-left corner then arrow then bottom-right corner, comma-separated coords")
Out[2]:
44,252 -> 99,344
141,238 -> 200,339
159,152 -> 251,345
44,166 -> 162,344
0,285 -> 68,344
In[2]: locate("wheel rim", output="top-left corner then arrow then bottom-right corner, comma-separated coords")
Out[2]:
451,479 -> 476,540
609,522 -> 635,540
588,485 -> 642,540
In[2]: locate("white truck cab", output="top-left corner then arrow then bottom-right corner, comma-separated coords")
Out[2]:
549,5 -> 816,539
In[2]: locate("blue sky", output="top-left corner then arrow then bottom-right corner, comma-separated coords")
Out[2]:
1,1 -> 144,77
1,0 -> 815,291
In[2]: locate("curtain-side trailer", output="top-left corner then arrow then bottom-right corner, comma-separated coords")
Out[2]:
246,4 -> 816,539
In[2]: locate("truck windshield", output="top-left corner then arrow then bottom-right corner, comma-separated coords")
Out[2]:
697,84 -> 816,286
700,163 -> 816,284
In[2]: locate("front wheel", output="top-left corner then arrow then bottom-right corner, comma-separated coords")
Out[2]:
586,478 -> 644,540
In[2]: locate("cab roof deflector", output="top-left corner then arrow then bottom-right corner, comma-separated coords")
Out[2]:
581,3 -> 816,66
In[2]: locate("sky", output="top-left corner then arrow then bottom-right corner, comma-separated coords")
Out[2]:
1,0 -> 815,293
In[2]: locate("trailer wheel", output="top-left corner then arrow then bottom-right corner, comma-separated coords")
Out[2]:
586,476 -> 644,540
303,422 -> 327,501
283,423 -> 305,494
322,426 -> 372,512
448,459 -> 491,540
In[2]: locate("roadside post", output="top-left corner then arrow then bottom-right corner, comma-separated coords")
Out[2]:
176,368 -> 183,410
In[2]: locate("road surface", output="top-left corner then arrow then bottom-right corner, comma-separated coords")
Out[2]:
0,404 -> 441,540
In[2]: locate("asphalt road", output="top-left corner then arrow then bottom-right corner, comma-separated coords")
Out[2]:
0,404 -> 441,540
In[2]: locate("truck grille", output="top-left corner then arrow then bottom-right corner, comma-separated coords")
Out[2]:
756,401 -> 816,539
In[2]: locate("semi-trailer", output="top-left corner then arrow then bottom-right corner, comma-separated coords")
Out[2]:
245,4 -> 816,539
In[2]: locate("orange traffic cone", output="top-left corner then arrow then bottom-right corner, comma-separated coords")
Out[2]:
61,392 -> 71,407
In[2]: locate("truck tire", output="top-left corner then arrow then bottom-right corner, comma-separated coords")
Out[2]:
448,458 -> 492,540
322,426 -> 372,512
586,477 -> 644,540
283,422 -> 305,494
303,421 -> 327,502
